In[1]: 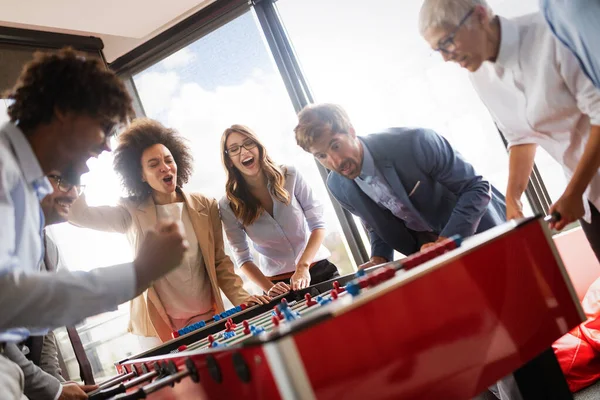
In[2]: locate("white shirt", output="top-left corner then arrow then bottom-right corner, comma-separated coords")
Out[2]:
470,13 -> 600,222
154,203 -> 213,321
220,165 -> 330,277
0,122 -> 136,338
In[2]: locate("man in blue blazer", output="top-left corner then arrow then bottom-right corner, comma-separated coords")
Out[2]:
294,103 -> 507,269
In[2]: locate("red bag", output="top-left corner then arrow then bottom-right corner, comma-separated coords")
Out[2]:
553,277 -> 600,392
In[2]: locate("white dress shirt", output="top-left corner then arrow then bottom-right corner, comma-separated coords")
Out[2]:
0,122 -> 136,338
220,165 -> 330,277
469,13 -> 600,221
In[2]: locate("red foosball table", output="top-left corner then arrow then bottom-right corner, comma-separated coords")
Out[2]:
90,217 -> 584,400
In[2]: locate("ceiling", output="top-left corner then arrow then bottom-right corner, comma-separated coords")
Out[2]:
0,0 -> 215,62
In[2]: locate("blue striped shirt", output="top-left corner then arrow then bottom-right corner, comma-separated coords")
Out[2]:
541,0 -> 600,88
0,122 -> 52,342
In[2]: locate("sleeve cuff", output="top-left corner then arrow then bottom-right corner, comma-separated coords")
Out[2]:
236,254 -> 254,268
304,206 -> 326,231
589,117 -> 600,126
506,137 -> 542,149
53,382 -> 63,400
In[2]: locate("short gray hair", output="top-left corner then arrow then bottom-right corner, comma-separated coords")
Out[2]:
418,0 -> 494,36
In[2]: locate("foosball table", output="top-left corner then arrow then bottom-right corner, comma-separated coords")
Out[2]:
90,216 -> 584,400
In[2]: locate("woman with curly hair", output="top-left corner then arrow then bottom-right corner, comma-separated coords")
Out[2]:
219,125 -> 339,298
69,118 -> 269,343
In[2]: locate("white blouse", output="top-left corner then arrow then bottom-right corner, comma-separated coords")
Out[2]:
220,166 -> 331,277
153,202 -> 213,320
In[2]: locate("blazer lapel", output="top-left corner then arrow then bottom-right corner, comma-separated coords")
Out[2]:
135,196 -> 157,234
181,191 -> 215,279
369,141 -> 428,226
381,162 -> 412,207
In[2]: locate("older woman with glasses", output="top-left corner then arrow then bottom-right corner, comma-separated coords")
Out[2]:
218,125 -> 339,297
419,0 -> 600,266
69,119 -> 269,344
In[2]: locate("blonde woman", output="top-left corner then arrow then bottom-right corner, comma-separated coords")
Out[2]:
219,125 -> 339,297
69,119 -> 268,344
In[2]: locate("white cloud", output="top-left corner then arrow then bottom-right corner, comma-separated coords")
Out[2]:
134,71 -> 180,117
161,47 -> 195,69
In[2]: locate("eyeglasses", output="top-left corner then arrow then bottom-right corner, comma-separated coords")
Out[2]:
434,8 -> 475,54
225,139 -> 257,157
47,174 -> 85,196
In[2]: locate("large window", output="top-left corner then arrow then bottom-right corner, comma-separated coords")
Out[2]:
49,9 -> 358,380
131,10 -> 356,284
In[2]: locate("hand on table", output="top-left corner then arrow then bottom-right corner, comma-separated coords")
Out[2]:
290,266 -> 311,290
420,236 -> 448,252
244,294 -> 271,306
506,198 -> 525,221
267,282 -> 291,297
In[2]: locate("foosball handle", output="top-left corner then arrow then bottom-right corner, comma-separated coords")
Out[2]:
88,370 -> 159,400
112,358 -> 199,400
544,212 -> 562,224
88,384 -> 126,400
87,371 -> 136,396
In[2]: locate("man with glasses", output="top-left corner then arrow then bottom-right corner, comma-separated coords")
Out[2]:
43,172 -> 85,226
8,171 -> 95,398
0,48 -> 189,399
419,0 -> 600,266
34,172 -> 85,376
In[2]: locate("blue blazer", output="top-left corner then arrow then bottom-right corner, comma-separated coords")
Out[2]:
327,128 -> 506,261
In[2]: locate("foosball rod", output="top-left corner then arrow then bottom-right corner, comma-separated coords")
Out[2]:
110,358 -> 199,400
89,370 -> 137,395
88,369 -> 159,400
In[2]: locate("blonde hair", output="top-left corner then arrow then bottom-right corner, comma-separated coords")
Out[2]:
221,125 -> 290,226
418,0 -> 494,36
294,103 -> 354,152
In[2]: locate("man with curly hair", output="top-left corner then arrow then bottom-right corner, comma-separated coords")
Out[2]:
0,48 -> 189,399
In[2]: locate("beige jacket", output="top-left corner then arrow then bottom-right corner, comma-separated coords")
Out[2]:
69,189 -> 252,341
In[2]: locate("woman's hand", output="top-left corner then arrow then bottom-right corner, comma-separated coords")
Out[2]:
244,294 -> 271,306
267,282 -> 291,297
291,265 -> 311,290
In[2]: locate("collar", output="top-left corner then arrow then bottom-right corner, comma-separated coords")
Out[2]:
2,122 -> 46,186
357,138 -> 376,180
1,122 -> 52,197
495,16 -> 520,68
